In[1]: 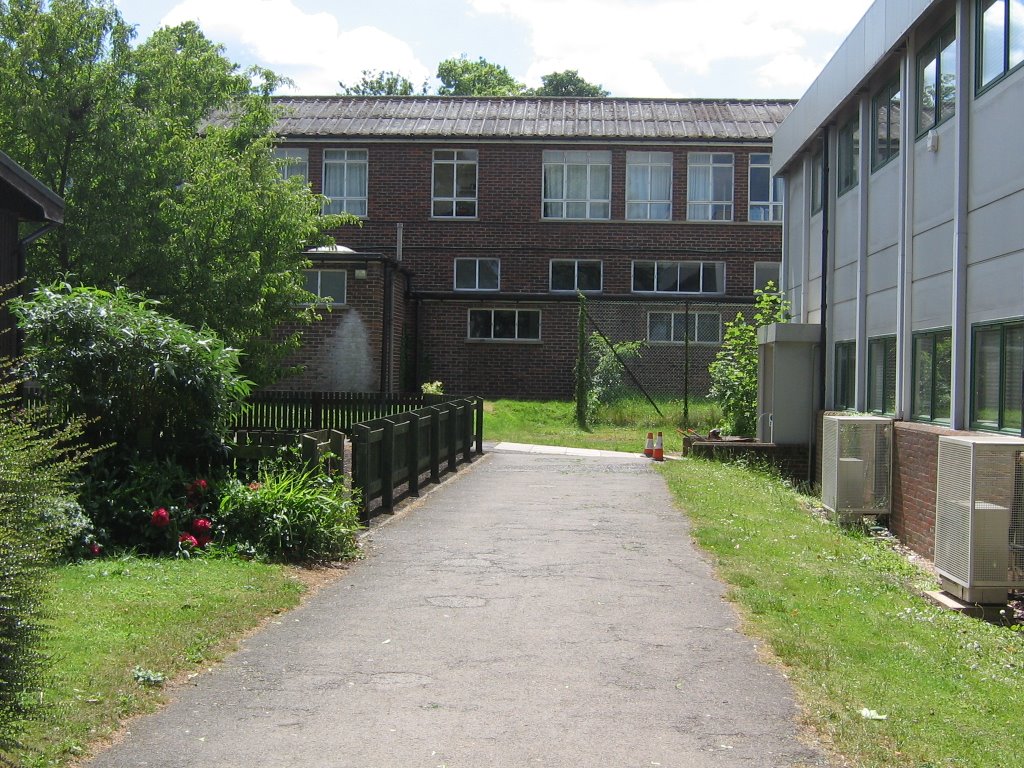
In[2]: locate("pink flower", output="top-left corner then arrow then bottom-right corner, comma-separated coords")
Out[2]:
248,481 -> 262,491
178,533 -> 199,549
191,518 -> 213,536
88,542 -> 103,557
151,507 -> 171,528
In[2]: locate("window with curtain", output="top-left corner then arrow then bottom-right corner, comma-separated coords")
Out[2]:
748,153 -> 784,221
626,151 -> 672,220
687,152 -> 733,221
542,150 -> 611,220
433,149 -> 478,218
273,148 -> 309,183
323,149 -> 368,216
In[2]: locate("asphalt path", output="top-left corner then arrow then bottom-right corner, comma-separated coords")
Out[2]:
84,447 -> 829,768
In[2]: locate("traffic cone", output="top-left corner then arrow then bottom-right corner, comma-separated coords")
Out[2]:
643,432 -> 654,458
653,432 -> 664,461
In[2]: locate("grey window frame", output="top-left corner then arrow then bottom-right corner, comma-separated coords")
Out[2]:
542,150 -> 611,220
631,260 -> 726,295
753,262 -> 781,294
916,23 -> 957,136
834,341 -> 857,410
467,308 -> 541,341
747,153 -> 784,222
647,311 -> 722,344
454,258 -> 500,292
977,0 -> 1024,93
811,149 -> 824,214
970,319 -> 1024,433
867,336 -> 897,415
549,259 -> 603,293
837,116 -> 859,195
871,79 -> 902,171
911,328 -> 953,423
686,152 -> 734,221
432,149 -> 478,218
322,148 -> 368,216
625,151 -> 673,220
302,268 -> 347,306
273,147 -> 309,183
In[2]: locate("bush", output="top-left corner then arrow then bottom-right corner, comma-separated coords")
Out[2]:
0,370 -> 87,750
218,465 -> 361,563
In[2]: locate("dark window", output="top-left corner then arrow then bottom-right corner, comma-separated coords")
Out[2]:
872,80 -> 902,170
917,24 -> 957,135
454,258 -> 499,291
867,336 -> 897,415
468,309 -> 541,341
834,341 -> 856,410
837,116 -> 859,195
971,320 -> 1023,432
550,260 -> 602,292
632,261 -> 725,295
911,329 -> 952,422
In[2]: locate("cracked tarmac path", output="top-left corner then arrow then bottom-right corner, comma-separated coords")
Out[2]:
83,448 -> 830,768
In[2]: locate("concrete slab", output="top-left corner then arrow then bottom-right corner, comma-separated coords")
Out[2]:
84,452 -> 829,768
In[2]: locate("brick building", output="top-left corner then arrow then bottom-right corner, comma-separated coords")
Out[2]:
268,97 -> 794,398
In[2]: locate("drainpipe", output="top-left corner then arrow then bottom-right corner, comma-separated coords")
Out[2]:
380,259 -> 393,394
817,130 -> 831,416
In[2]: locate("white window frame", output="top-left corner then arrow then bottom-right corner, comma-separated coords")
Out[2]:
542,150 -> 611,220
631,260 -> 726,295
467,308 -> 541,341
454,258 -> 500,291
273,147 -> 309,183
549,259 -> 603,293
322,148 -> 368,216
302,268 -> 347,306
747,153 -> 784,222
753,262 -> 781,293
647,311 -> 722,344
625,151 -> 672,220
432,149 -> 478,218
686,152 -> 734,221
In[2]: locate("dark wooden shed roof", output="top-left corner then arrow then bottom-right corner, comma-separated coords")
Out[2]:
265,97 -> 796,143
0,151 -> 64,223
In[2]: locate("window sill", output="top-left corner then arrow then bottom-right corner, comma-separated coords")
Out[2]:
466,338 -> 543,344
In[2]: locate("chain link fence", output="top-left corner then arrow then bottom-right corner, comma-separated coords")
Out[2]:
581,297 -> 757,406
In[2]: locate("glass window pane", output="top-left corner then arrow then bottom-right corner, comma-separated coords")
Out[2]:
566,201 -> 587,219
919,50 -> 937,130
589,202 -> 609,219
626,165 -> 649,201
551,261 -> 576,291
493,310 -> 516,339
302,270 -> 318,295
934,331 -> 953,419
696,314 -> 720,344
626,202 -> 648,220
688,165 -> 711,202
656,263 -> 680,292
455,260 -> 476,289
469,310 -> 491,339
650,165 -> 671,201
320,271 -> 346,304
543,165 -> 563,201
434,164 -> 454,197
1011,0 -> 1024,69
478,259 -> 499,290
566,165 -> 588,198
633,262 -> 654,292
704,262 -> 724,293
346,161 -> 367,198
455,200 -> 476,217
434,200 -> 454,217
543,201 -> 563,218
518,311 -> 540,340
974,327 -> 1003,425
981,0 -> 1007,86
1004,325 -> 1023,430
711,165 -> 733,201
678,262 -> 701,292
650,202 -> 671,220
578,262 -> 602,292
456,163 -> 476,197
750,166 -> 770,202
649,313 -> 671,342
913,336 -> 934,418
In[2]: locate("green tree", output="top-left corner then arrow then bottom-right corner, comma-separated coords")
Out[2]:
527,69 -> 609,97
0,1 -> 349,384
708,283 -> 789,436
339,68 -> 426,95
436,56 -> 525,96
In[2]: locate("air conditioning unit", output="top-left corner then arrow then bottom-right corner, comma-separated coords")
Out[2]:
934,434 -> 1024,604
821,414 -> 892,516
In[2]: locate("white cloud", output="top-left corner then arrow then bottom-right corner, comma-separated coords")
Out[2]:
467,0 -> 873,96
756,52 -> 831,93
160,0 -> 432,93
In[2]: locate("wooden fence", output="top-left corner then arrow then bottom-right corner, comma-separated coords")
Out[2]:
351,397 -> 483,521
229,429 -> 347,479
235,390 -> 449,433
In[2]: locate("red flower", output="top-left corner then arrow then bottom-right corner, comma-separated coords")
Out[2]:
191,517 -> 213,535
195,534 -> 212,548
178,533 -> 199,549
248,481 -> 262,491
150,507 -> 171,528
88,542 -> 103,557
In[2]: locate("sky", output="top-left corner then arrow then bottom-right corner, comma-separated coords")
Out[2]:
108,0 -> 876,99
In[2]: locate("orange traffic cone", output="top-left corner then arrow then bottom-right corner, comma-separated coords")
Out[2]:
653,432 -> 664,461
643,432 -> 654,458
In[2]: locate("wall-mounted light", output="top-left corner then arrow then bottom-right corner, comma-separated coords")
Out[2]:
354,266 -> 368,280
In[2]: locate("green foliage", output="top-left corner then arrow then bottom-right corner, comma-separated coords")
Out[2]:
218,466 -> 361,563
436,55 -> 525,96
0,2 -> 350,385
339,68 -> 427,96
420,380 -> 444,396
707,283 -> 789,436
526,69 -> 609,97
585,332 -> 645,422
0,368 -> 87,751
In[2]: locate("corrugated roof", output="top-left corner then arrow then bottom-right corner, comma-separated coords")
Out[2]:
265,97 -> 795,142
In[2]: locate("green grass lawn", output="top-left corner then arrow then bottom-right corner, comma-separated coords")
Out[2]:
483,396 -> 722,453
661,459 -> 1024,768
6,556 -> 307,768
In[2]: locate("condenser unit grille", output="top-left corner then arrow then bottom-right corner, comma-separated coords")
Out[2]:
935,436 -> 1024,591
821,415 -> 892,515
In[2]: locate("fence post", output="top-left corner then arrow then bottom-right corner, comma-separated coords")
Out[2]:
311,391 -> 323,430
446,402 -> 457,474
408,413 -> 420,497
353,424 -> 370,523
382,419 -> 395,512
300,432 -> 318,472
461,401 -> 473,463
474,397 -> 484,455
429,407 -> 441,483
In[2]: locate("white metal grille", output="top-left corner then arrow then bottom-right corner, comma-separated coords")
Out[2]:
935,435 -> 1024,590
821,415 -> 892,514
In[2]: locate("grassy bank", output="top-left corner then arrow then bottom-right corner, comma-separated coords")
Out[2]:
484,397 -> 721,453
661,458 -> 1024,768
7,556 -> 307,768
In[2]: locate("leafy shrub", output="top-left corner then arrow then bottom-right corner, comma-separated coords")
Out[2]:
420,380 -> 444,395
218,465 -> 361,563
0,370 -> 87,750
13,283 -> 251,542
708,283 -> 789,436
582,332 -> 645,422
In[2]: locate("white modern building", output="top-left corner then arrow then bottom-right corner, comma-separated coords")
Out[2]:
769,0 -> 1023,558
